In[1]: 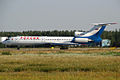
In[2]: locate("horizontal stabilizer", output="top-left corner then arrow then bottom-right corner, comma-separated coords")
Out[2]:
92,23 -> 117,26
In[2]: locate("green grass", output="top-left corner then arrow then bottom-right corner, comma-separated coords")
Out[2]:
100,52 -> 120,56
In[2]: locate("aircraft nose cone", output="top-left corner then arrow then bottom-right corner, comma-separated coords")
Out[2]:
2,41 -> 8,44
2,41 -> 6,44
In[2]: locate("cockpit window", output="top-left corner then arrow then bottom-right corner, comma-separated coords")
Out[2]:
5,38 -> 10,41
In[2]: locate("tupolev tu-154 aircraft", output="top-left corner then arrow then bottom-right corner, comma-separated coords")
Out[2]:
2,23 -> 117,49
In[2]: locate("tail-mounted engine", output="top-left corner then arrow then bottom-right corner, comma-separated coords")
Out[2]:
74,38 -> 93,43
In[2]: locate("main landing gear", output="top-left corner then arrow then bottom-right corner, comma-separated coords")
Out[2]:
60,46 -> 69,50
17,46 -> 20,50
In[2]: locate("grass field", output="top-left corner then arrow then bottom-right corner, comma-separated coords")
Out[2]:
0,48 -> 120,80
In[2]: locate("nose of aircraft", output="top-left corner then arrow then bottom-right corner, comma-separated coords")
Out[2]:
2,40 -> 11,46
2,41 -> 6,44
2,40 -> 8,45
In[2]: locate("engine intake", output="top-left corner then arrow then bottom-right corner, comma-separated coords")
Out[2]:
74,32 -> 84,37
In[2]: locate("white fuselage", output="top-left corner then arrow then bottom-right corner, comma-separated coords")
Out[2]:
2,36 -> 76,46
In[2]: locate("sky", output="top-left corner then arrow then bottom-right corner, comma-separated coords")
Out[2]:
0,0 -> 120,32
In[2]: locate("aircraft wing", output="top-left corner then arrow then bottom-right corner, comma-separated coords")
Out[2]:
50,42 -> 79,45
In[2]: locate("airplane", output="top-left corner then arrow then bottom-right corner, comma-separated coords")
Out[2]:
2,23 -> 117,49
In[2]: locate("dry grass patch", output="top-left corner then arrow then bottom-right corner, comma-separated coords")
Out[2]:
0,48 -> 120,55
0,72 -> 120,80
0,54 -> 120,72
0,48 -> 120,80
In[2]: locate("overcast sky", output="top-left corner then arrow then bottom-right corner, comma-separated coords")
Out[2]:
0,0 -> 120,32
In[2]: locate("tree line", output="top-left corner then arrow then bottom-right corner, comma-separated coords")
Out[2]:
0,29 -> 120,47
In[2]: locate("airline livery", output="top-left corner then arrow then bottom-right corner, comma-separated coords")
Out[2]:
2,23 -> 116,49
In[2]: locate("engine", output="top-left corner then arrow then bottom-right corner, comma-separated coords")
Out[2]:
74,32 -> 84,37
74,38 -> 92,43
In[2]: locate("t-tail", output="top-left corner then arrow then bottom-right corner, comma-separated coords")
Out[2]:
74,23 -> 117,43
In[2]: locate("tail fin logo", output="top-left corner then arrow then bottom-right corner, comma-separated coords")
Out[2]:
95,27 -> 99,30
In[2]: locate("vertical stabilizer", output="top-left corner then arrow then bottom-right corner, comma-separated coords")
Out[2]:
79,23 -> 117,37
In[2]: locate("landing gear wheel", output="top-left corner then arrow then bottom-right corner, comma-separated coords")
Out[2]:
17,47 -> 20,50
60,46 -> 68,50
